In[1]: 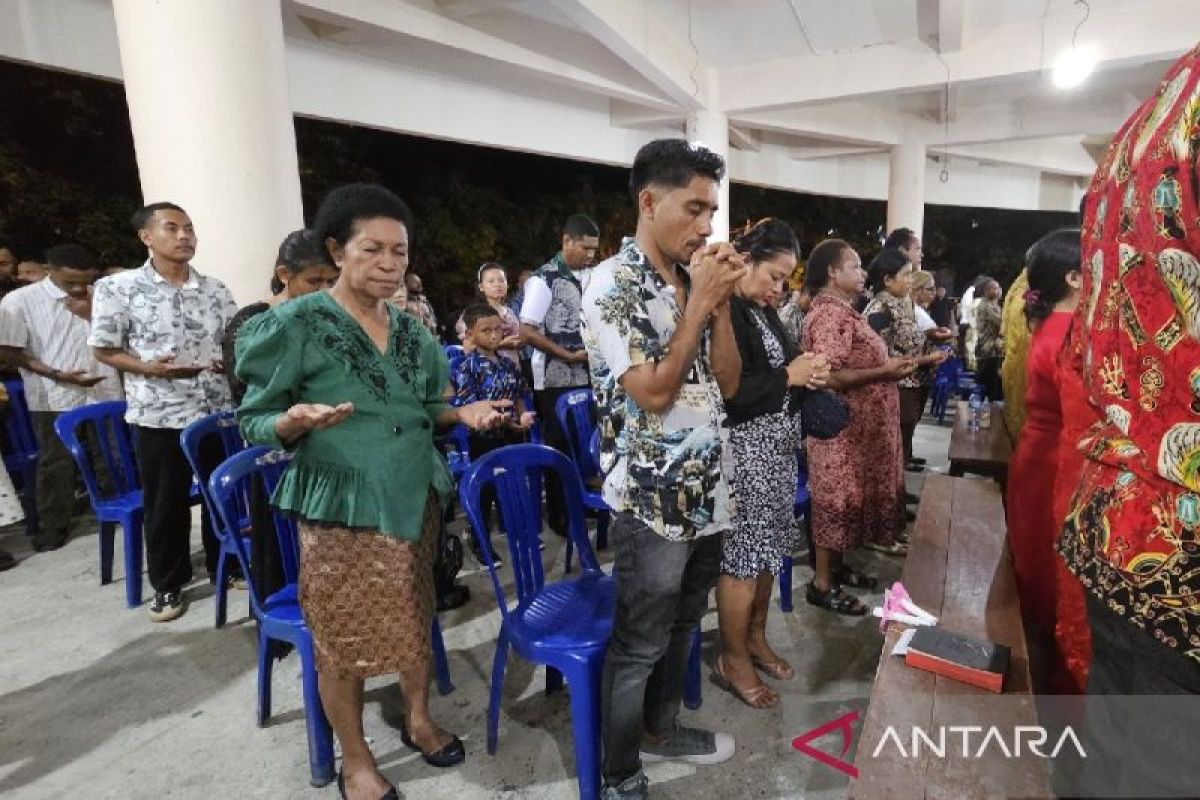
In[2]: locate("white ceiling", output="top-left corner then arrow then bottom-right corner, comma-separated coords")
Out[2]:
285,0 -> 1199,178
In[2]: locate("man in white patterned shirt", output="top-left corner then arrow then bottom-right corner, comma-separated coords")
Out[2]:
89,202 -> 238,622
0,243 -> 122,552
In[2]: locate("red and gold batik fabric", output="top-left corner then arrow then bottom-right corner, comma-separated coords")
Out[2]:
1057,45 -> 1200,665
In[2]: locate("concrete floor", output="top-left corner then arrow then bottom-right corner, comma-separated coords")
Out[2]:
0,420 -> 952,800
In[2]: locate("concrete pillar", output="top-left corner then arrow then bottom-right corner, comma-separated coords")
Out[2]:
887,140 -> 927,240
687,108 -> 730,243
112,0 -> 303,304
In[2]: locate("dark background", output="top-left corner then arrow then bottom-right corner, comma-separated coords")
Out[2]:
0,59 -> 1079,320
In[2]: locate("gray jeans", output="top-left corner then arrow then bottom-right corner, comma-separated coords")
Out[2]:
601,512 -> 721,785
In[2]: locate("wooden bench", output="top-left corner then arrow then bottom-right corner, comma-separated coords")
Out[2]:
848,474 -> 1048,800
948,400 -> 1011,488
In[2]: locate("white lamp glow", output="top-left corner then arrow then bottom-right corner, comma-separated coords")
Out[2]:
1053,45 -> 1097,89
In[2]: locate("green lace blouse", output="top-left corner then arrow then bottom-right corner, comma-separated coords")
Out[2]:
234,291 -> 453,540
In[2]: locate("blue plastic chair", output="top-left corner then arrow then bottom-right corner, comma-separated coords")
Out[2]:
779,450 -> 813,613
209,447 -> 334,787
1,378 -> 39,536
54,401 -> 149,607
209,448 -> 456,788
554,389 -> 609,573
180,412 -> 248,628
460,444 -> 613,800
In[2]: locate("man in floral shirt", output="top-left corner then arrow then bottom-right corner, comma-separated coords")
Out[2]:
1057,44 -> 1200,796
582,139 -> 745,799
90,202 -> 238,622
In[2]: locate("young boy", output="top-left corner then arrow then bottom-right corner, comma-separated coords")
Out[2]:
452,304 -> 535,565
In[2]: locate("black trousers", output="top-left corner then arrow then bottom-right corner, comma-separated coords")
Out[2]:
977,356 -> 1004,401
133,425 -> 223,594
1059,596 -> 1200,798
534,386 -> 586,535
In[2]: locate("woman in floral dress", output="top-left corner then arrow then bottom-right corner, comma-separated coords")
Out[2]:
801,240 -> 916,615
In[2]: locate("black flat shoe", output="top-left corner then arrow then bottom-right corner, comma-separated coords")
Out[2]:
909,457 -> 927,466
905,462 -> 926,473
401,729 -> 466,768
337,769 -> 399,800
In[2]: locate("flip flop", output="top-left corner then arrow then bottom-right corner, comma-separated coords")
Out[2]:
710,655 -> 779,709
751,655 -> 795,681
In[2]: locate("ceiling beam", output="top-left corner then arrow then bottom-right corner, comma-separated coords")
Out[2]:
546,0 -> 705,109
917,0 -> 966,53
720,0 -> 1199,113
790,145 -> 885,160
435,0 -> 521,18
728,125 -> 761,152
932,137 -> 1097,177
731,102 -> 903,147
293,0 -> 678,111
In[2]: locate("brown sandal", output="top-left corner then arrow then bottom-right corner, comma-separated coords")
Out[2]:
751,655 -> 795,681
710,655 -> 779,709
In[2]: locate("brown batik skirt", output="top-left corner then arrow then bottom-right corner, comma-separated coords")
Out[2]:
297,493 -> 439,680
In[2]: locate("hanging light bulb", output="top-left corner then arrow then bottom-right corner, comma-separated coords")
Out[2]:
1052,0 -> 1095,90
1053,44 -> 1097,89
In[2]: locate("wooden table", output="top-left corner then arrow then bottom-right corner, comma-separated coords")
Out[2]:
848,474 -> 1049,800
947,400 -> 1011,487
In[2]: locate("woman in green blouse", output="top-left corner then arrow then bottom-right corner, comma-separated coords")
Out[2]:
236,184 -> 506,800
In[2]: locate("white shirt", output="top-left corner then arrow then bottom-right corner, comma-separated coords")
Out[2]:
959,285 -> 976,324
88,261 -> 237,429
915,304 -> 937,333
0,277 -> 122,412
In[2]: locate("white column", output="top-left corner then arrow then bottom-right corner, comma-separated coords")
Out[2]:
112,0 -> 303,304
687,109 -> 730,243
887,140 -> 927,240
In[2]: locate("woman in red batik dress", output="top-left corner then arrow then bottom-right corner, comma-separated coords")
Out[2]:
801,239 -> 916,616
1005,228 -> 1093,693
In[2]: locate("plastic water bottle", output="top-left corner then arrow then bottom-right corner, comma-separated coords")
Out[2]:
968,390 -> 982,432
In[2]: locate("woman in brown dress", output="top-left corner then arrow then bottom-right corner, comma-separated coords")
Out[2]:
801,240 -> 916,615
236,184 -> 507,800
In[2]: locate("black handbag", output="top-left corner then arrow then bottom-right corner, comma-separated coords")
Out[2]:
799,388 -> 851,440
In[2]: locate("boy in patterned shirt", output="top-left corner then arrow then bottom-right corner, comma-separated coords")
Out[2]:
452,304 -> 534,564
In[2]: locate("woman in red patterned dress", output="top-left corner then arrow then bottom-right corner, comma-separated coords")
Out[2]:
1004,228 -> 1093,692
801,239 -> 916,615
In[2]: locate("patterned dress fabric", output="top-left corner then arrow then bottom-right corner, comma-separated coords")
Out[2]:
297,492 -> 439,679
863,291 -> 926,388
975,298 -> 1004,361
802,293 -> 906,551
1058,45 -> 1200,665
724,307 -> 801,579
235,290 -> 452,541
406,295 -> 439,337
88,261 -> 237,429
581,237 -> 730,541
1000,269 -> 1033,442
